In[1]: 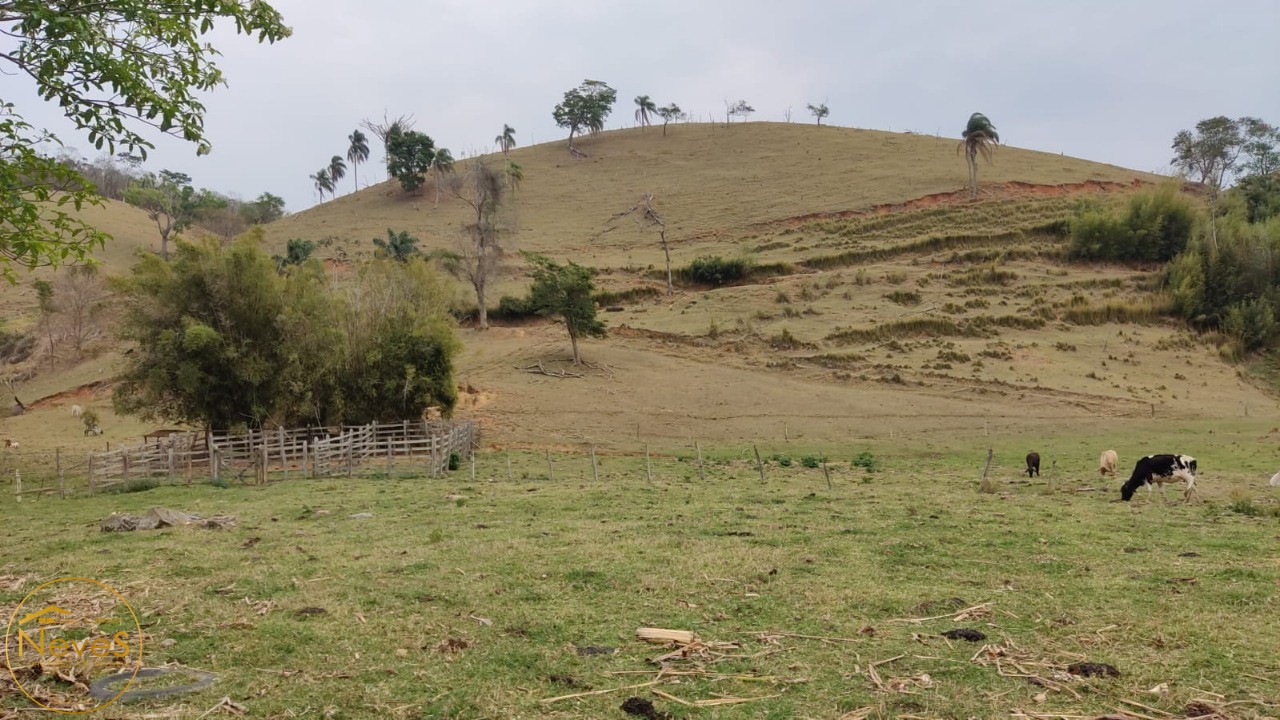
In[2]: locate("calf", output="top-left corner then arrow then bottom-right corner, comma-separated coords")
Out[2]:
1120,454 -> 1197,502
1025,452 -> 1040,478
1099,449 -> 1118,476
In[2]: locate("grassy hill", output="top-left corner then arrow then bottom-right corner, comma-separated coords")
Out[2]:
6,121 -> 1276,455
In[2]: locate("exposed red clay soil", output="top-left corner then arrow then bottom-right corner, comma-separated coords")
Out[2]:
29,380 -> 111,409
778,179 -> 1147,229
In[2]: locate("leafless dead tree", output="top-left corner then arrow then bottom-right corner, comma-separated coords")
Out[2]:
607,192 -> 673,295
360,112 -> 416,176
449,160 -> 511,329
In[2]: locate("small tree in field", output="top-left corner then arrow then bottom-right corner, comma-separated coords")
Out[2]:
725,100 -> 754,124
387,130 -> 436,193
807,102 -> 829,125
552,79 -> 617,152
525,253 -> 605,364
656,103 -> 683,136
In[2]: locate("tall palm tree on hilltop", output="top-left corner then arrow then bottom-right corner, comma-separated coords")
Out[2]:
328,156 -> 347,195
431,148 -> 454,208
959,112 -> 1000,200
495,124 -> 516,160
634,95 -> 657,129
347,130 -> 369,191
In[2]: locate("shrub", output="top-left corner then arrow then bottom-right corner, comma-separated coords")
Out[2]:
448,452 -> 461,471
686,256 -> 752,286
770,454 -> 793,467
851,451 -> 879,472
1069,184 -> 1198,262
885,290 -> 922,306
800,454 -> 821,469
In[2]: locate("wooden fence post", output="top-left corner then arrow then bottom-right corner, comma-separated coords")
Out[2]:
259,444 -> 269,485
753,445 -> 766,483
87,453 -> 94,495
645,443 -> 652,482
506,451 -> 513,482
122,451 -> 131,484
545,449 -> 554,482
821,453 -> 832,490
14,469 -> 22,503
979,448 -> 995,493
590,447 -> 599,482
345,433 -> 354,478
167,447 -> 175,484
211,447 -> 221,484
279,426 -> 287,480
695,442 -> 705,481
470,452 -> 476,482
57,448 -> 65,499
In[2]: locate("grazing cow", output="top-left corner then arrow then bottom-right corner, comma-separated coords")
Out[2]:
1120,454 -> 1197,502
1269,471 -> 1280,488
1025,452 -> 1040,478
3,438 -> 17,448
71,404 -> 84,417
1099,449 -> 1118,477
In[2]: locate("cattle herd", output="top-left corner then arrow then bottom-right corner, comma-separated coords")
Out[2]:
1023,449 -> 1200,502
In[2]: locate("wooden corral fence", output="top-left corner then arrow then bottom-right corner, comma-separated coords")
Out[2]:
3,420 -> 475,500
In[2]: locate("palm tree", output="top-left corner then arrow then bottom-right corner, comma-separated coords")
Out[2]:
495,124 -> 516,160
634,95 -> 657,129
506,161 -> 523,194
328,155 -> 347,194
430,148 -> 454,207
347,130 -> 369,191
310,168 -> 333,202
958,113 -> 1000,200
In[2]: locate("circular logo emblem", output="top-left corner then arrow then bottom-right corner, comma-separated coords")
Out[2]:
4,577 -> 143,714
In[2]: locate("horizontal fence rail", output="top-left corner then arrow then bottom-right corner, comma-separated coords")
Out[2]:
2,420 -> 476,499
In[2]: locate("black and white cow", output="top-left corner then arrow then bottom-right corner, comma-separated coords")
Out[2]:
1120,454 -> 1197,502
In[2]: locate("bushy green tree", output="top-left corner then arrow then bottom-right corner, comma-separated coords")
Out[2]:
271,238 -> 316,270
114,236 -> 459,430
124,170 -> 222,260
552,80 -> 617,151
240,192 -> 287,225
525,253 -> 606,364
807,103 -> 830,126
387,129 -> 436,192
0,0 -> 289,282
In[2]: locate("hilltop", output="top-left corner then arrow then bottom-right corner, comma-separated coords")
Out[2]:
5,122 -> 1275,455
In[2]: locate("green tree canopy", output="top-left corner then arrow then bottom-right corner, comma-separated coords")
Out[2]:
114,235 -> 459,430
0,0 -> 290,282
386,130 -> 436,192
807,102 -> 830,125
525,253 -> 606,364
552,80 -> 617,150
656,103 -> 683,136
123,170 -> 222,259
240,192 -> 287,225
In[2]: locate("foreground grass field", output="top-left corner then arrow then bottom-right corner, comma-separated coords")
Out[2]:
3,438 -> 1279,719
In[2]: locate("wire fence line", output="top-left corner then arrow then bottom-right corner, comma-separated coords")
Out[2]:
2,420 -> 476,500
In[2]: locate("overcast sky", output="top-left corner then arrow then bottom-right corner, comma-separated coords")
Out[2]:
9,0 -> 1280,213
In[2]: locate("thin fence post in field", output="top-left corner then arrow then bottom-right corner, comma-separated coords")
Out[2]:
14,468 -> 21,503
695,441 -> 705,481
545,449 -> 554,482
167,447 -> 175,484
590,447 -> 599,483
87,453 -> 94,495
753,444 -> 766,483
470,452 -> 476,483
821,452 -> 832,491
259,444 -> 269,485
506,451 -> 513,482
302,440 -> 310,479
212,447 -> 221,484
645,443 -> 652,482
785,421 -> 789,441
386,427 -> 393,474
57,449 -> 66,499
345,434 -> 354,478
278,426 -> 287,480
186,449 -> 192,486
979,448 -> 995,493
122,451 -> 131,483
